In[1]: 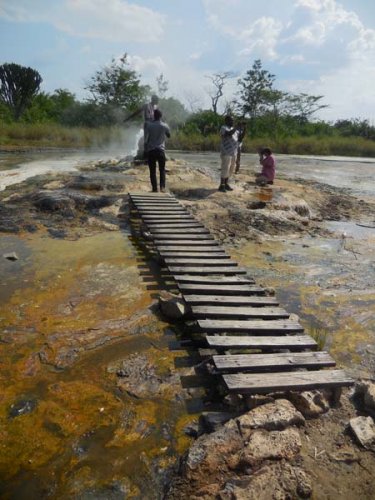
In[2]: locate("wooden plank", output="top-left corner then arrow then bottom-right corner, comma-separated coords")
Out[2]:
223,369 -> 354,394
138,210 -> 188,215
142,215 -> 195,220
161,252 -> 228,259
176,275 -> 254,284
192,305 -> 289,319
133,198 -> 179,201
157,245 -> 221,252
206,334 -> 317,350
213,351 -> 335,372
133,201 -> 180,205
198,319 -> 303,333
150,228 -> 209,234
184,294 -> 276,305
155,240 -> 219,246
130,193 -> 173,197
153,234 -> 214,240
145,220 -> 198,225
146,223 -> 204,228
178,284 -> 264,295
170,266 -> 247,275
165,258 -> 236,266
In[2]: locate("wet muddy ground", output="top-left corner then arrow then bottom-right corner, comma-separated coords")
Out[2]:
0,151 -> 374,498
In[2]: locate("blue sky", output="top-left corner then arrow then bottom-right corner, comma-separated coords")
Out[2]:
1,0 -> 375,121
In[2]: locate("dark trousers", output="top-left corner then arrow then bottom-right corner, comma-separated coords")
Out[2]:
147,149 -> 166,191
235,147 -> 241,172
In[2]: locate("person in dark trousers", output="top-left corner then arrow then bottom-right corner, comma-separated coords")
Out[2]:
218,115 -> 238,192
235,121 -> 246,173
144,109 -> 170,192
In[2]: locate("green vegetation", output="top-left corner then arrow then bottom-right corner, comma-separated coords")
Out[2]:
308,327 -> 328,350
1,58 -> 375,156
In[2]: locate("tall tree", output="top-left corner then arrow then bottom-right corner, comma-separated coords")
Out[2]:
156,73 -> 169,98
205,71 -> 233,114
285,93 -> 327,123
85,54 -> 148,111
0,63 -> 42,120
237,59 -> 275,120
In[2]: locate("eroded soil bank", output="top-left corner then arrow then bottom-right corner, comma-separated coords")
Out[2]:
0,152 -> 374,498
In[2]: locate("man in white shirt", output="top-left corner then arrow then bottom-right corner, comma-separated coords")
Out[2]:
219,115 -> 238,192
144,109 -> 171,192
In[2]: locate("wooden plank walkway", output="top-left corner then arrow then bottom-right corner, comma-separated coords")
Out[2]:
129,192 -> 354,399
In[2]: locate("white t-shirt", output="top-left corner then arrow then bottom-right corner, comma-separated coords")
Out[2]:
220,125 -> 238,156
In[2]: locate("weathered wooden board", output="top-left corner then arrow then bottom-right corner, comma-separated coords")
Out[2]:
165,258 -> 236,266
213,351 -> 335,372
192,305 -> 289,319
155,240 -> 219,246
157,246 -> 221,252
206,334 -> 317,350
223,369 -> 354,394
170,266 -> 247,275
146,223 -> 204,228
134,203 -> 185,212
132,198 -> 182,207
132,198 -> 182,203
184,294 -> 277,305
138,210 -> 188,215
178,284 -> 264,295
198,319 -> 303,333
143,215 -> 195,220
160,252 -> 227,259
153,234 -> 214,240
150,228 -> 210,234
175,275 -> 254,284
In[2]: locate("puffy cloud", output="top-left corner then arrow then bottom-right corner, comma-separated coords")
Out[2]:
0,0 -> 165,42
126,54 -> 166,77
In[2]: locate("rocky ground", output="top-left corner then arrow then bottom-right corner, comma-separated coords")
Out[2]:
0,153 -> 375,499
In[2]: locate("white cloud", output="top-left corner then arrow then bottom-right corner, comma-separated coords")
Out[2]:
0,0 -> 165,42
127,54 -> 166,77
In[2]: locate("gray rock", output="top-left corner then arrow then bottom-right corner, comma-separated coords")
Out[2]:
286,390 -> 330,418
159,292 -> 187,319
237,399 -> 305,438
3,252 -> 19,261
240,428 -> 302,466
354,380 -> 375,411
219,463 -> 312,499
350,416 -> 375,449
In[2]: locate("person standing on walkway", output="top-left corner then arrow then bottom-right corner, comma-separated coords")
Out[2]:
218,115 -> 238,192
124,95 -> 159,159
144,109 -> 170,192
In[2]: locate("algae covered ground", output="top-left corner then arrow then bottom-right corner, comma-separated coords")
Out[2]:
0,150 -> 374,498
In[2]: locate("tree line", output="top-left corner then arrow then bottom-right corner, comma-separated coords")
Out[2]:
1,57 -> 375,143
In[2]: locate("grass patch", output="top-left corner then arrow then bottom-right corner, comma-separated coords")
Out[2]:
1,122 -> 375,157
308,327 -> 329,350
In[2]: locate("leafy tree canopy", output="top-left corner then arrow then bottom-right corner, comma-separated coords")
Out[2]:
85,54 -> 149,111
0,63 -> 42,120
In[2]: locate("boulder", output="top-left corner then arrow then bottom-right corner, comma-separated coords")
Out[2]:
183,420 -> 243,481
353,379 -> 375,412
286,390 -> 330,418
3,252 -> 18,261
159,292 -> 187,320
33,191 -> 76,216
237,399 -> 305,438
240,428 -> 302,466
218,464 -> 312,499
349,416 -> 375,449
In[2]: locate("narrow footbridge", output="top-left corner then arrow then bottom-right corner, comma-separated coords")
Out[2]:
129,192 -> 353,399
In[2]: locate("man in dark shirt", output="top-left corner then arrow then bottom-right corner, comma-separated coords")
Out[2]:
144,109 -> 171,192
